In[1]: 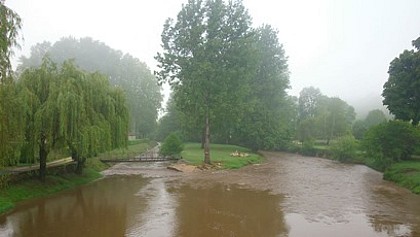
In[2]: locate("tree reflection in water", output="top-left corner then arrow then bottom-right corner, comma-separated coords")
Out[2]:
171,183 -> 287,237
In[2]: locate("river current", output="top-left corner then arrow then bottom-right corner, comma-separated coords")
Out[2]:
1,152 -> 419,237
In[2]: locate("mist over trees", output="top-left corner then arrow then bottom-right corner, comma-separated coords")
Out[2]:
18,37 -> 162,138
296,87 -> 355,144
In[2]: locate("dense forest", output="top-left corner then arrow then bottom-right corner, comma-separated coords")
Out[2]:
1,0 -> 420,182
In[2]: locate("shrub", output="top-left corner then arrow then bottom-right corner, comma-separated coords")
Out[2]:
160,133 -> 184,157
300,139 -> 316,156
331,135 -> 358,162
363,120 -> 420,169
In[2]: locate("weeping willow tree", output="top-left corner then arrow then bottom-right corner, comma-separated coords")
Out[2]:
57,61 -> 128,173
18,59 -> 60,181
0,80 -> 25,168
17,59 -> 128,178
0,1 -> 24,171
0,0 -> 22,82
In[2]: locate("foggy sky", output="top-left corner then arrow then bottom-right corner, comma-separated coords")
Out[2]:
7,0 -> 420,105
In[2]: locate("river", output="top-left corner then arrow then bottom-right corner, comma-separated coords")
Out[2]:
0,152 -> 419,237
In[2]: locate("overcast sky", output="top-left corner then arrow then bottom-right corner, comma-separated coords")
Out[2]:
7,0 -> 420,104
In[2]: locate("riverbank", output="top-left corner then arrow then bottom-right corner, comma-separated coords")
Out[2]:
0,139 -> 156,215
296,144 -> 420,194
384,161 -> 420,194
0,168 -> 101,214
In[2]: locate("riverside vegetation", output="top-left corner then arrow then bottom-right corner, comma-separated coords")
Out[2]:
0,0 -> 420,216
0,139 -> 155,214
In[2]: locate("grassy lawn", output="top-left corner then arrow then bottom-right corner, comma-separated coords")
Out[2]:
383,161 -> 420,194
181,143 -> 262,169
0,139 -> 156,215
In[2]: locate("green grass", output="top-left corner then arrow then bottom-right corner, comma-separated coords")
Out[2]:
0,140 -> 157,214
0,168 -> 102,214
181,143 -> 262,169
383,161 -> 420,194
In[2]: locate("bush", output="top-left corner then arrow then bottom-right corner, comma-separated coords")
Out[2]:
363,120 -> 420,169
300,139 -> 317,156
331,135 -> 359,162
160,133 -> 184,157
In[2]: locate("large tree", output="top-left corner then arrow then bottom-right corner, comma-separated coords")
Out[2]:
231,25 -> 292,151
383,37 -> 420,125
0,1 -> 24,168
156,0 -> 256,163
19,59 -> 129,179
0,0 -> 22,81
57,61 -> 128,173
19,59 -> 60,181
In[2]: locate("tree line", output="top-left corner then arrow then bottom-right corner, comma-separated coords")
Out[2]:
156,0 -> 420,168
2,0 -> 419,174
0,1 -> 161,181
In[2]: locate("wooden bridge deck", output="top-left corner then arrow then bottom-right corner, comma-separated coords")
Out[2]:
100,156 -> 177,163
100,144 -> 177,163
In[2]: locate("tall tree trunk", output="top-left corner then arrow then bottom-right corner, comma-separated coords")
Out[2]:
201,126 -> 205,149
204,114 -> 211,164
39,137 -> 47,182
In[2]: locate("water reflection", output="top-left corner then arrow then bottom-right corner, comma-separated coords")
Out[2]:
1,153 -> 420,237
0,176 -> 149,237
171,183 -> 287,237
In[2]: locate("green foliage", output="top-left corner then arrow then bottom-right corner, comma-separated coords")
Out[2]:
383,36 -> 420,125
383,161 -> 420,194
297,88 -> 355,144
298,86 -> 321,122
300,139 -> 317,156
352,109 -> 387,139
331,135 -> 359,162
18,37 -> 162,138
352,120 -> 367,140
363,120 -> 420,169
16,59 -> 129,177
157,1 -> 292,156
156,96 -> 183,141
160,133 -> 184,157
0,81 -> 25,167
0,1 -> 22,81
156,0 -> 258,163
231,25 -> 293,151
181,143 -> 261,169
364,109 -> 387,127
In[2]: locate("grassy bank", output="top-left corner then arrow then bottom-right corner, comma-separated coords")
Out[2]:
383,161 -> 420,194
181,143 -> 262,169
0,139 -> 155,215
0,168 -> 101,214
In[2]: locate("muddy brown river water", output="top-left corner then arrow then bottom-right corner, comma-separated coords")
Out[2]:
1,152 -> 419,237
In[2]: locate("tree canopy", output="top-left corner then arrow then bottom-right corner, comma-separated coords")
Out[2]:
297,87 -> 355,144
383,36 -> 420,125
0,0 -> 22,81
18,37 -> 162,137
156,0 -> 292,161
18,59 -> 129,180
